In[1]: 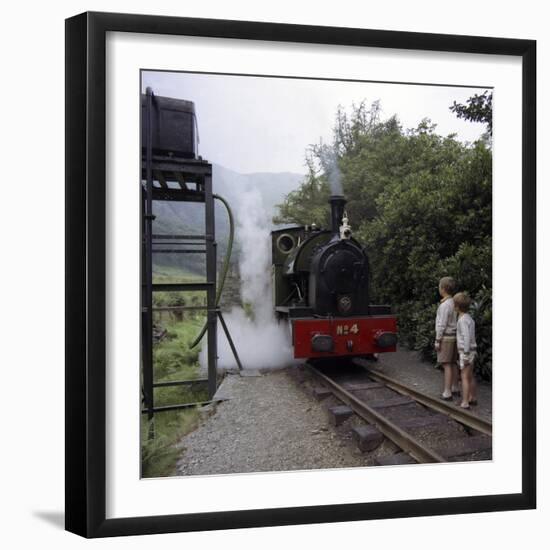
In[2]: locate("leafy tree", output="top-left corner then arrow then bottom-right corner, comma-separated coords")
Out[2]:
450,90 -> 493,136
275,100 -> 493,379
273,149 -> 331,227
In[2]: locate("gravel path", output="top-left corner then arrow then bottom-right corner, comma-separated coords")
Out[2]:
176,370 -> 382,476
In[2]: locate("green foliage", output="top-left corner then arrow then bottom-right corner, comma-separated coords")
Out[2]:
141,409 -> 201,478
141,311 -> 208,478
470,285 -> 492,380
152,265 -> 207,318
273,157 -> 331,227
275,99 -> 493,379
450,90 -> 493,136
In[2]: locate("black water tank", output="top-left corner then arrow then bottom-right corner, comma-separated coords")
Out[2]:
141,93 -> 197,158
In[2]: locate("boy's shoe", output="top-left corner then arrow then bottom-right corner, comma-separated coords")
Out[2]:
459,403 -> 470,409
440,394 -> 453,401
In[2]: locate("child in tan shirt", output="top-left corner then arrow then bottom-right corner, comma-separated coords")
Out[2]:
435,276 -> 459,400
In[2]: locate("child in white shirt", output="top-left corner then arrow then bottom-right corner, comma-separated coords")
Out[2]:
435,276 -> 459,400
454,292 -> 478,409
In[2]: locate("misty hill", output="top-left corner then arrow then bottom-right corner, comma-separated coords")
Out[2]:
152,164 -> 304,276
213,165 -> 305,221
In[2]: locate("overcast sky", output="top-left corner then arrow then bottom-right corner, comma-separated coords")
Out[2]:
142,71 -> 489,175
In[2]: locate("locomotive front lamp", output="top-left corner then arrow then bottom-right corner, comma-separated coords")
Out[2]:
311,334 -> 334,352
375,331 -> 398,348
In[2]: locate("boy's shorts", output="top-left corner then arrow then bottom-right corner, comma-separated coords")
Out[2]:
437,336 -> 457,364
459,351 -> 477,370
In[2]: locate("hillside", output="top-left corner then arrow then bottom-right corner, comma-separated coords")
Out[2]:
151,164 -> 304,279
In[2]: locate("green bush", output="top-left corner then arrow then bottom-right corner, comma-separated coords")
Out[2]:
392,242 -> 493,378
275,100 -> 493,379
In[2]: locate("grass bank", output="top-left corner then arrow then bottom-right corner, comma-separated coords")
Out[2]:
141,266 -> 210,478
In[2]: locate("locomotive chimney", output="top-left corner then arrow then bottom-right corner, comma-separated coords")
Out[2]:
329,195 -> 347,236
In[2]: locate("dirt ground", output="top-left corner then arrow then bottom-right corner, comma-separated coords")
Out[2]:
371,347 -> 492,421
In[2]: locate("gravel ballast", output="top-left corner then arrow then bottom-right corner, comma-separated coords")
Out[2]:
175,349 -> 492,476
175,369 -> 388,476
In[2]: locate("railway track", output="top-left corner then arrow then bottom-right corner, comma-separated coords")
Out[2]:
305,361 -> 492,465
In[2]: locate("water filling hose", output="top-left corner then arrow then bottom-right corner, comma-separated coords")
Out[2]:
190,193 -> 234,349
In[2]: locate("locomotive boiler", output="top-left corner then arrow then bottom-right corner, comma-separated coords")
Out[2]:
272,195 -> 397,360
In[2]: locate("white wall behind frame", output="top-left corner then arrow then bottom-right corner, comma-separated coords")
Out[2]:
106,30 -> 522,519
1,1 -> 546,549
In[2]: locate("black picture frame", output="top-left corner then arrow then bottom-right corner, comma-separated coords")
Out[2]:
65,11 -> 536,538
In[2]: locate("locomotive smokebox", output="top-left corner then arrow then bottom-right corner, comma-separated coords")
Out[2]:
329,195 -> 347,235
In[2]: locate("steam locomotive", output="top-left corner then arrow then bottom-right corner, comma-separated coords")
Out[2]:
272,195 -> 397,360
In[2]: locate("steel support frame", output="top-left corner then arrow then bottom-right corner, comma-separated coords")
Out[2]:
141,89 -> 219,427
142,89 -> 154,421
204,170 -> 218,399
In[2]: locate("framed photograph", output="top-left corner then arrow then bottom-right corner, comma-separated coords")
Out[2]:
65,11 -> 536,538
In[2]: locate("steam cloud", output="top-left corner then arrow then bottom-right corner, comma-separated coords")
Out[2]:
199,184 -> 297,371
325,150 -> 343,196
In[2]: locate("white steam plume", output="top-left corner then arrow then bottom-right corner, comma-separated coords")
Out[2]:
200,184 -> 296,370
237,187 -> 273,325
326,150 -> 343,196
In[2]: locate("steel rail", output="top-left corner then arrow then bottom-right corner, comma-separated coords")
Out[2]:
359,365 -> 492,437
140,400 -> 213,414
307,364 -> 446,464
152,378 -> 209,388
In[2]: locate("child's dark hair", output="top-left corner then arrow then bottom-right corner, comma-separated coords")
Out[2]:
439,276 -> 456,294
453,292 -> 472,312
